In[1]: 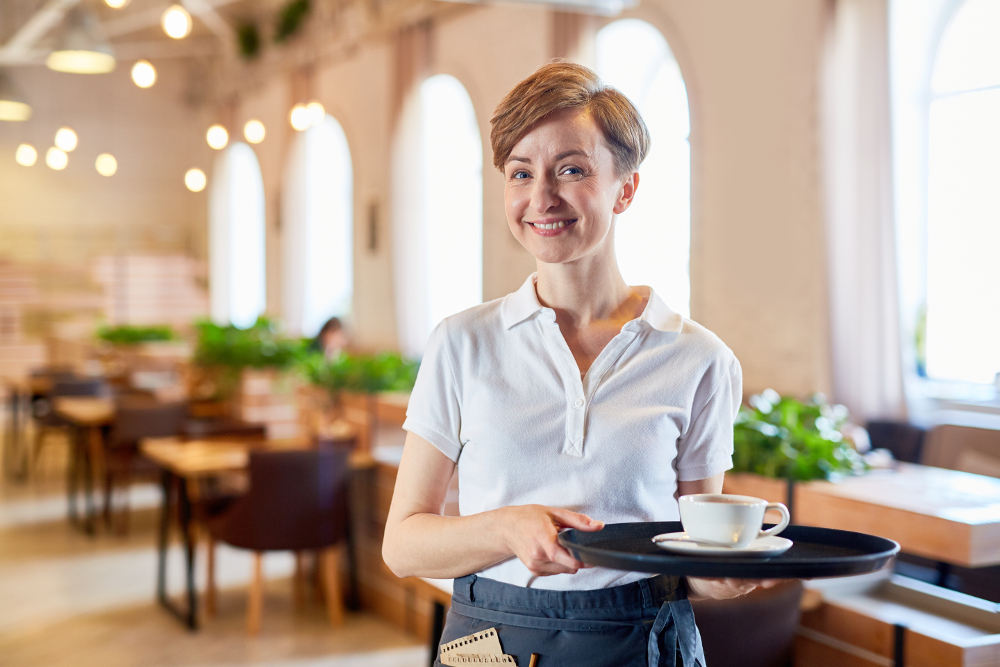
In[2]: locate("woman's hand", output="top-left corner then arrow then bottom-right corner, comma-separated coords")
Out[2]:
500,505 -> 604,577
686,577 -> 780,600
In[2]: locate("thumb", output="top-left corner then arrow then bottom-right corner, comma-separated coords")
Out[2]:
550,508 -> 604,532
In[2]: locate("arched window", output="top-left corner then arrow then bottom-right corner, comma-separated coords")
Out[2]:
597,19 -> 691,317
393,74 -> 483,355
924,0 -> 1000,384
283,115 -> 354,337
209,142 -> 266,329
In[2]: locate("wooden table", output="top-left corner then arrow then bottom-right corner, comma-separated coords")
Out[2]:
725,463 -> 1000,574
54,396 -> 115,534
141,437 -> 372,631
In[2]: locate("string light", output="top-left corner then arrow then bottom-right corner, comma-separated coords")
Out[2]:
131,60 -> 156,88
95,153 -> 117,176
104,0 -> 130,8
46,147 -> 68,170
244,119 -> 265,144
185,168 -> 206,192
54,127 -> 78,152
206,124 -> 228,150
15,144 -> 37,167
162,5 -> 192,40
289,104 -> 310,131
305,101 -> 325,127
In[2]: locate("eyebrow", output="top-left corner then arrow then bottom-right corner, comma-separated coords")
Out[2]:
505,149 -> 591,166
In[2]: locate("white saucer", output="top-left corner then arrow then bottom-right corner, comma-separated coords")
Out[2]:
652,532 -> 793,557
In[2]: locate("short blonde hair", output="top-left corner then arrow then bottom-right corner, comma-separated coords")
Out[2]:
490,61 -> 650,176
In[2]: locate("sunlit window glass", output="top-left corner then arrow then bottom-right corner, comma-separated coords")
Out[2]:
209,143 -> 266,329
393,75 -> 483,355
597,19 -> 691,318
283,115 -> 354,336
925,0 -> 1000,384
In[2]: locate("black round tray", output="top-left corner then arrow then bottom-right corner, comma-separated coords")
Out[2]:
558,522 -> 899,579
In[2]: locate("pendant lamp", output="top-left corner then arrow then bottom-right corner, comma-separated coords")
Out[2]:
47,8 -> 116,74
0,70 -> 32,121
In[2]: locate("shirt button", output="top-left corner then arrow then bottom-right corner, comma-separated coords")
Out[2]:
573,399 -> 584,408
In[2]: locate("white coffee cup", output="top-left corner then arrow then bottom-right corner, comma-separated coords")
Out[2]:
678,494 -> 791,549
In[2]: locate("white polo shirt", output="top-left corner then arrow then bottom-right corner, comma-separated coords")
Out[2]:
403,274 -> 741,590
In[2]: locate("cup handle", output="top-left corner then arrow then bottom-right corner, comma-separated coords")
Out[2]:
759,502 -> 790,538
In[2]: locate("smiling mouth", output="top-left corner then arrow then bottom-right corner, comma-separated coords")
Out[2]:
528,219 -> 576,230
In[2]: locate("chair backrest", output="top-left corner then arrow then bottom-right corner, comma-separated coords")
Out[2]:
211,446 -> 351,552
923,424 -> 1000,478
181,417 -> 267,441
111,399 -> 188,448
51,378 -> 107,398
691,580 -> 803,667
866,420 -> 926,464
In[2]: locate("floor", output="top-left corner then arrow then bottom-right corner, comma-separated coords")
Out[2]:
0,430 -> 426,667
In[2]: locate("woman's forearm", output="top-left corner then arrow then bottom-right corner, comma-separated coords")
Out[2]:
382,507 -> 514,579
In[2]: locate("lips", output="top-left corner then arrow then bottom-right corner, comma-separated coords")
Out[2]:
527,219 -> 576,235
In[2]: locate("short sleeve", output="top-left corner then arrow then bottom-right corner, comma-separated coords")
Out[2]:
402,319 -> 463,461
675,351 -> 742,481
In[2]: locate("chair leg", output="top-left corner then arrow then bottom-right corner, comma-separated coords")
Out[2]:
247,551 -> 264,636
293,551 -> 307,611
321,546 -> 345,628
206,537 -> 217,618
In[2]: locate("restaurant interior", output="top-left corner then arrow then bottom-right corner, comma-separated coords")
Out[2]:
1,0 -> 999,665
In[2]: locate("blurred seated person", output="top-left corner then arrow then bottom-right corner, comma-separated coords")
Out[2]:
312,317 -> 349,359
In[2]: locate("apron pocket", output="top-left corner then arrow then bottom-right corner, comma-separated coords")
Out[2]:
440,601 -> 650,667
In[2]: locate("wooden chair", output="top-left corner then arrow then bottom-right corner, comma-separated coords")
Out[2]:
205,446 -> 351,635
103,397 -> 187,533
923,424 -> 1000,478
32,377 -> 106,471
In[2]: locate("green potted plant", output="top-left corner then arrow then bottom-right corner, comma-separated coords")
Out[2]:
190,318 -> 308,434
725,389 -> 868,502
298,350 -> 419,446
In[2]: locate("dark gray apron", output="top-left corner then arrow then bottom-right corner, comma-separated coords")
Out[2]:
436,574 -> 705,667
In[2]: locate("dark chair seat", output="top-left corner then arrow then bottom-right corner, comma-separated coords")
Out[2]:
206,446 -> 351,634
692,580 -> 803,667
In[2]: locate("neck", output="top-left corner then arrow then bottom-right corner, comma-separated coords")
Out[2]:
534,245 -> 635,326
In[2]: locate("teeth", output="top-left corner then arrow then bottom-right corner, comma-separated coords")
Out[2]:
535,221 -> 566,230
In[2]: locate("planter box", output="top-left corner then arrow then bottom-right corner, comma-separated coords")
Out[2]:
233,369 -> 303,441
796,572 -> 1000,667
722,472 -> 791,504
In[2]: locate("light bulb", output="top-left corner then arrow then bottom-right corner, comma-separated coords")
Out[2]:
15,144 -> 37,167
206,124 -> 228,150
185,168 -> 206,192
104,0 -> 130,8
305,101 -> 325,127
54,127 -> 78,152
244,119 -> 265,144
289,104 -> 310,131
162,5 -> 192,40
46,147 -> 68,170
95,153 -> 117,176
131,60 -> 156,88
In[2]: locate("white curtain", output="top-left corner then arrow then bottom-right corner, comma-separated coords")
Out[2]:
822,0 -> 906,422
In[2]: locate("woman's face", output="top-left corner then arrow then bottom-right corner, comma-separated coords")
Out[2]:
503,108 -> 637,267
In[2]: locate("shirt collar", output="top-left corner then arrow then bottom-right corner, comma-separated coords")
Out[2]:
501,273 -> 684,333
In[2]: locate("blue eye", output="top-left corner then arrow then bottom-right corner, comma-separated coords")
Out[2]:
562,167 -> 582,175
512,171 -> 529,179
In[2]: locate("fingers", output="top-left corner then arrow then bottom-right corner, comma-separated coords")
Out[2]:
549,507 -> 604,531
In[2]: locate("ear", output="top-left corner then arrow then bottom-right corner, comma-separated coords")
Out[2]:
613,171 -> 640,215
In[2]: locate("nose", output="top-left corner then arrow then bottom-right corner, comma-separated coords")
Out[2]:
530,172 -> 560,213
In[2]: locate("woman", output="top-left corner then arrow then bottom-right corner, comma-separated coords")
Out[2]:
383,62 -> 764,666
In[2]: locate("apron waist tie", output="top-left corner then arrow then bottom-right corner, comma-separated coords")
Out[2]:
648,599 -> 702,667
